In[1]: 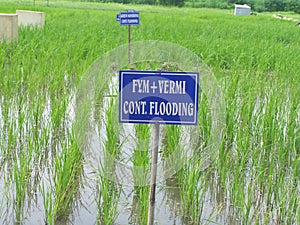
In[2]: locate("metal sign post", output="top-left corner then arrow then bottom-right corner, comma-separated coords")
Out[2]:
128,25 -> 130,64
147,123 -> 160,225
116,10 -> 140,64
119,70 -> 199,225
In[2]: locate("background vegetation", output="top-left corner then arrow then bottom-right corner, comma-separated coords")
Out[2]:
70,0 -> 300,12
4,0 -> 300,11
185,0 -> 300,12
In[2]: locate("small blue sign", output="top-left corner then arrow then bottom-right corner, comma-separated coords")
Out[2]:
119,70 -> 199,125
116,10 -> 140,26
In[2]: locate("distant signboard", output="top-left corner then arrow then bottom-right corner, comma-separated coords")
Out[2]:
119,70 -> 199,125
116,10 -> 140,26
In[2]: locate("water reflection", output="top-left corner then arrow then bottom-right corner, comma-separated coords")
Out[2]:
0,83 -> 227,225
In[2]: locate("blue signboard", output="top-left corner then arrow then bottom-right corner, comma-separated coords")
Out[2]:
116,10 -> 140,26
119,70 -> 199,125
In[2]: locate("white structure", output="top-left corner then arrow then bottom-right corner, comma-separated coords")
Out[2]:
0,14 -> 18,42
234,4 -> 251,16
16,10 -> 45,28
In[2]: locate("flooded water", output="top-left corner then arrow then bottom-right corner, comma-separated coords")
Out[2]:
0,66 -> 242,225
1,71 -> 297,225
0,83 -> 278,225
17,167 -> 236,225
0,89 -> 235,225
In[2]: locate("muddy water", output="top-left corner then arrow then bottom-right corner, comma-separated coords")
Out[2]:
0,79 -> 236,225
19,171 -> 234,225
0,115 -> 234,225
15,123 -> 236,225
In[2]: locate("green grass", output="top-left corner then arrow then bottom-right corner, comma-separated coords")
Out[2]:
96,96 -> 121,225
0,1 -> 299,224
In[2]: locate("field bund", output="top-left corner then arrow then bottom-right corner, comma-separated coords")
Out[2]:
0,13 -> 18,42
16,10 -> 45,27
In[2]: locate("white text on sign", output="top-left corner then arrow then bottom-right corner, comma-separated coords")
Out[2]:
132,79 -> 186,94
123,101 -> 194,116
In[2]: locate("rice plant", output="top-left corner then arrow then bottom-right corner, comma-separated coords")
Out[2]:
96,97 -> 121,225
0,2 -> 299,224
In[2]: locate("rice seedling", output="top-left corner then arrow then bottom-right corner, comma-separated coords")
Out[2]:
0,1 -> 299,224
96,96 -> 122,225
215,72 -> 300,224
52,135 -> 83,223
161,125 -> 181,157
130,185 -> 149,225
96,175 -> 121,225
132,124 -> 150,187
177,157 -> 210,224
122,124 -> 151,225
12,151 -> 31,223
41,181 -> 54,225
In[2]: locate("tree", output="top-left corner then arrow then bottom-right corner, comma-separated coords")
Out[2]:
291,0 -> 300,13
265,0 -> 285,11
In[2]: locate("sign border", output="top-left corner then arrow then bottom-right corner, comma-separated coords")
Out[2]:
116,11 -> 140,26
119,70 -> 199,125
